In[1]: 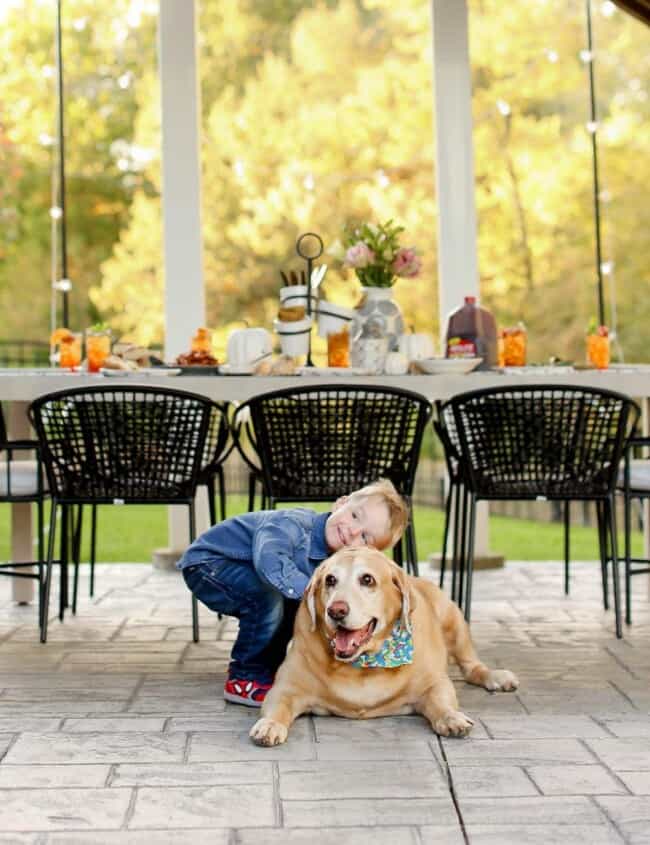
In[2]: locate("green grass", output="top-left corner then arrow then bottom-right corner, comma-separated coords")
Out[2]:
0,498 -> 642,563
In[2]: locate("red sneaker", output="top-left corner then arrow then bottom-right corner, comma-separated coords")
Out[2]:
223,677 -> 272,708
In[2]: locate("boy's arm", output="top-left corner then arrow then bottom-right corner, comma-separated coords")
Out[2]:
252,514 -> 311,600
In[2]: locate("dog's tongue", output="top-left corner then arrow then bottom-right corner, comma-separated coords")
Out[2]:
334,622 -> 372,657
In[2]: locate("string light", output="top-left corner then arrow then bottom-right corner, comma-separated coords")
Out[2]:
496,99 -> 511,116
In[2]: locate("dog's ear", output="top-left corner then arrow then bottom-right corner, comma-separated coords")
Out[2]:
304,569 -> 323,632
391,564 -> 416,634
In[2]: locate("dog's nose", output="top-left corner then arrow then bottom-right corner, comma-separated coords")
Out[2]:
327,600 -> 349,621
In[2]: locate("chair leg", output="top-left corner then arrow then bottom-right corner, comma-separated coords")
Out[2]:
563,501 -> 570,595
451,483 -> 463,603
605,497 -> 623,639
41,501 -> 58,643
624,488 -> 633,626
206,477 -> 216,527
457,485 -> 470,611
439,484 -> 453,588
248,473 -> 256,512
189,503 -> 200,643
393,537 -> 404,569
597,500 -> 609,611
405,521 -> 419,577
464,494 -> 477,624
58,504 -> 69,621
72,505 -> 82,615
217,466 -> 227,522
90,504 -> 97,598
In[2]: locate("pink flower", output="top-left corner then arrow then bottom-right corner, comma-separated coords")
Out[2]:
344,241 -> 375,269
392,247 -> 421,278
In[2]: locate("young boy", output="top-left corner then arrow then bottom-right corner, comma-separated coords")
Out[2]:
177,479 -> 409,706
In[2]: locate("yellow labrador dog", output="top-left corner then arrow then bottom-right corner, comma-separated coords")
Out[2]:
250,547 -> 518,746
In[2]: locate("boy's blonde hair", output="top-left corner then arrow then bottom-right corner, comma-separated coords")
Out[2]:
347,478 -> 409,548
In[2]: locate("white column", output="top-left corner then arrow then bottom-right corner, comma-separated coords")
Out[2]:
431,0 -> 494,562
431,0 -> 479,337
157,0 -> 209,564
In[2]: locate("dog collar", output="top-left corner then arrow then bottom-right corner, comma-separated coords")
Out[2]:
351,619 -> 413,669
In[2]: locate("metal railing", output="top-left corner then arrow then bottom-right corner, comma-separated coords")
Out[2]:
0,340 -> 51,368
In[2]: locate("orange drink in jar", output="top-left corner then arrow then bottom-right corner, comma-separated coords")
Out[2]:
59,333 -> 82,369
587,326 -> 610,369
327,326 -> 350,368
502,324 -> 527,366
51,328 -> 81,370
86,329 -> 112,372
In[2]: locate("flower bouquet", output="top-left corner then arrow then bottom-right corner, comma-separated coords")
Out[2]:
342,220 -> 421,288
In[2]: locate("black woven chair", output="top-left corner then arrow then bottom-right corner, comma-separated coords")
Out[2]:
79,400 -> 233,600
436,384 -> 639,636
620,435 -> 650,625
0,404 -> 49,636
232,384 -> 432,574
436,406 -> 582,601
29,385 -> 213,643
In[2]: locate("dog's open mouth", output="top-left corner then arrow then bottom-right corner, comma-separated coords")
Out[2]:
331,618 -> 377,660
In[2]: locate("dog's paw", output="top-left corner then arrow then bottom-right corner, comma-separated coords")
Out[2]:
434,710 -> 474,738
484,669 -> 519,692
249,717 -> 288,747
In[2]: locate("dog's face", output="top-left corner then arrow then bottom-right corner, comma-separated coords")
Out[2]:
305,547 -> 415,662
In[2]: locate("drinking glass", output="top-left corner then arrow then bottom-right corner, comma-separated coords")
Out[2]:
587,333 -> 610,369
500,325 -> 527,367
86,329 -> 112,373
327,327 -> 350,368
58,333 -> 82,370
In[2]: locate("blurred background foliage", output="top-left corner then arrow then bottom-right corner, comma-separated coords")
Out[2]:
0,0 -> 648,362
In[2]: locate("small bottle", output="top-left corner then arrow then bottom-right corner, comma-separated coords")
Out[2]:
445,296 -> 497,368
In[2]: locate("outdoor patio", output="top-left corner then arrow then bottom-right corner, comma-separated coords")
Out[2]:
0,558 -> 648,843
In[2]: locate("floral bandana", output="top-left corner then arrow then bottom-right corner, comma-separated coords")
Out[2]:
351,619 -> 414,669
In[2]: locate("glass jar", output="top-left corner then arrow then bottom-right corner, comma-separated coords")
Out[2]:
59,333 -> 82,370
327,326 -> 350,368
499,324 -> 527,367
85,329 -> 112,373
587,332 -> 610,369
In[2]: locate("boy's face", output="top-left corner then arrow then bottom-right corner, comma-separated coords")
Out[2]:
325,495 -> 392,552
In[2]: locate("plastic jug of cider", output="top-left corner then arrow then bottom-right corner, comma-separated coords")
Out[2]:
444,296 -> 497,369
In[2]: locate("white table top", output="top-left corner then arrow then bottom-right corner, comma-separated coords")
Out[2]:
3,365 -> 650,403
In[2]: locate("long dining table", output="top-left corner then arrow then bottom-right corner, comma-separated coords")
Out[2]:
4,364 -> 650,603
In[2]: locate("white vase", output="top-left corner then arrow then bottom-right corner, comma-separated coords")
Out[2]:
350,286 -> 404,352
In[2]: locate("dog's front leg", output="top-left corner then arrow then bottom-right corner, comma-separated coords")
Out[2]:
249,685 -> 309,747
415,677 -> 474,738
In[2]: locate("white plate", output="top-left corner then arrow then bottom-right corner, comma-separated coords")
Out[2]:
219,364 -> 255,375
296,366 -> 377,376
416,357 -> 482,375
100,367 -> 181,377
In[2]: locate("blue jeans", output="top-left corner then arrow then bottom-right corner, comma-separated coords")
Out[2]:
182,558 -> 298,684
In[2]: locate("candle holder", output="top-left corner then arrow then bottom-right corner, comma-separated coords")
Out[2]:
295,232 -> 324,367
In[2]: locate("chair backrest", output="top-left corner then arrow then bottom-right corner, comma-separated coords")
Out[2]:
234,384 -> 432,502
433,402 -> 462,482
198,401 -> 233,482
447,384 -> 640,500
29,385 -> 213,504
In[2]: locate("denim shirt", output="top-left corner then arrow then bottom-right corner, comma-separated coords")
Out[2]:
176,509 -> 331,600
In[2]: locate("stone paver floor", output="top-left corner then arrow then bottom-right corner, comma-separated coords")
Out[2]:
0,558 -> 649,843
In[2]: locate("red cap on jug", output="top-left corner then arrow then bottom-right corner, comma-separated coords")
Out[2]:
464,295 -> 476,304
